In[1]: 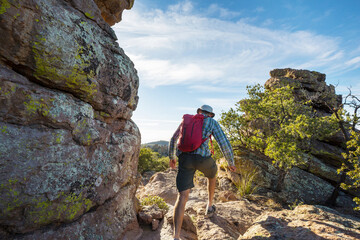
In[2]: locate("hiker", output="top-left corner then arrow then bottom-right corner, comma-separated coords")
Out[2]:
168,104 -> 236,240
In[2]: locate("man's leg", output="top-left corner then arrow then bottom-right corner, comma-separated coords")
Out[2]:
196,155 -> 217,210
173,189 -> 190,239
207,177 -> 216,208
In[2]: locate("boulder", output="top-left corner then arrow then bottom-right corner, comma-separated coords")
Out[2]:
266,68 -> 341,112
0,0 -> 138,120
218,190 -> 239,202
299,154 -> 341,183
140,170 -> 157,186
279,167 -> 335,205
137,170 -> 179,205
232,150 -> 282,192
310,140 -> 345,167
226,151 -> 283,193
94,0 -> 135,26
0,0 -> 140,238
240,205 -> 360,240
138,204 -> 167,230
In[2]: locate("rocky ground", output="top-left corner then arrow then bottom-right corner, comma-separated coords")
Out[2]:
136,168 -> 360,240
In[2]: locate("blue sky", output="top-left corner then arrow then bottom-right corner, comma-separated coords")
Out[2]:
112,0 -> 360,143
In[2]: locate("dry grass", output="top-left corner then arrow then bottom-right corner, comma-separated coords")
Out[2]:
233,159 -> 260,197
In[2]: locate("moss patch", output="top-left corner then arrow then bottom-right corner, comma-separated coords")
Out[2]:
0,125 -> 8,134
24,95 -> 53,117
0,83 -> 16,96
29,192 -> 94,225
0,178 -> 22,214
32,35 -> 98,100
72,119 -> 94,145
0,0 -> 11,15
85,12 -> 94,19
13,12 -> 19,19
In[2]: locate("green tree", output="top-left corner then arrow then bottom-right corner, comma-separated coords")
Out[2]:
327,91 -> 360,208
341,130 -> 360,209
220,83 -> 360,207
138,147 -> 169,174
220,84 -> 337,170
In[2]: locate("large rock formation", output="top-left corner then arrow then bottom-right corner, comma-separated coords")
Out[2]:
0,0 -> 141,239
232,68 -> 356,206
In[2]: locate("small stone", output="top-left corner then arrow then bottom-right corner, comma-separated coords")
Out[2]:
138,211 -> 152,225
151,219 -> 159,231
218,190 -> 238,202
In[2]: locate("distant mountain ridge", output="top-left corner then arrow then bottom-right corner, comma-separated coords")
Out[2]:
143,140 -> 169,146
142,140 -> 169,157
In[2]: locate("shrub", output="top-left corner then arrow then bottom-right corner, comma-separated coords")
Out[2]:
233,160 -> 259,197
288,199 -> 304,210
138,147 -> 169,174
140,195 -> 169,211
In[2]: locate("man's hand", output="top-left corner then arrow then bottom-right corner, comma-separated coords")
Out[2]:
228,165 -> 236,172
169,159 -> 177,169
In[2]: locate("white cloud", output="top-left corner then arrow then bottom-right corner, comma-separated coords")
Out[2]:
261,19 -> 274,27
312,9 -> 333,23
189,85 -> 247,93
336,83 -> 360,96
346,56 -> 360,66
114,1 -> 357,91
168,0 -> 194,13
128,54 -> 223,87
255,7 -> 265,13
133,118 -> 180,143
133,118 -> 180,125
139,127 -> 174,143
207,4 -> 242,19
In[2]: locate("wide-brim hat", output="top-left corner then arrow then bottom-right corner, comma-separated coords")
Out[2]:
197,104 -> 215,117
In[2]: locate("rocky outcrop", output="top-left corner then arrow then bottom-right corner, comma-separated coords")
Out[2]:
0,0 -> 140,239
94,0 -> 135,26
231,68 -> 359,206
266,68 -> 342,113
137,169 -> 360,240
137,170 -> 179,206
240,205 -> 360,240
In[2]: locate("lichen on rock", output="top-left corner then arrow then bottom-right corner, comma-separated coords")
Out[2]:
0,0 -> 141,239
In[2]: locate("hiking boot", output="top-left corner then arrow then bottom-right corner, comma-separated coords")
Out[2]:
205,204 -> 216,217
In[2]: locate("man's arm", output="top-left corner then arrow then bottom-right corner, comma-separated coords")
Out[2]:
168,125 -> 181,169
211,120 -> 236,171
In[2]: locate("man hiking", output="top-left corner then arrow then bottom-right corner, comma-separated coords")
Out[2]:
168,104 -> 236,240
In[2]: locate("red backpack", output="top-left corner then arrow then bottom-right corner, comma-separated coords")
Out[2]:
177,114 -> 213,153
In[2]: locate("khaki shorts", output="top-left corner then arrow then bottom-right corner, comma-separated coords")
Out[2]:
176,153 -> 217,192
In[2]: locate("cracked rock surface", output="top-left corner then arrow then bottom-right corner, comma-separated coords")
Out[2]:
0,0 -> 140,239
